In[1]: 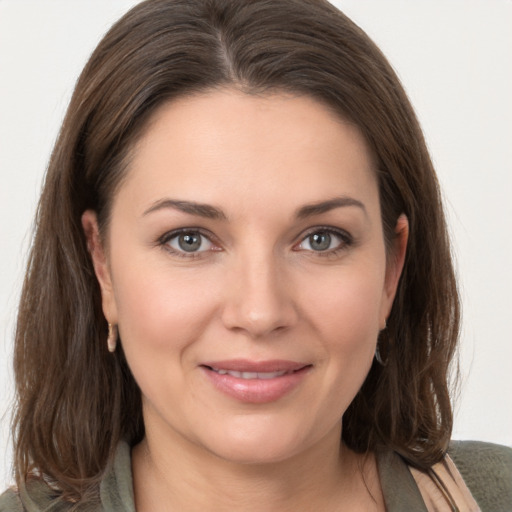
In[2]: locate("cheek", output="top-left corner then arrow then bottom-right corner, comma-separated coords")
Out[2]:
319,283 -> 381,381
110,261 -> 226,419
111,258 -> 221,356
298,263 -> 385,399
301,264 -> 385,344
282,266 -> 385,433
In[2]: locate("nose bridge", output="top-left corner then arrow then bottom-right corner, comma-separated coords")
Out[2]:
221,243 -> 297,337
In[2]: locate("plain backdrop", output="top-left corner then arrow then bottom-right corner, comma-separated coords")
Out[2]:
1,0 -> 511,489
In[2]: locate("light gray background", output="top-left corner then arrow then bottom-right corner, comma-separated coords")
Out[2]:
1,0 -> 511,488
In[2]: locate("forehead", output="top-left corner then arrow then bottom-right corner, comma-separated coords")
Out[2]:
116,89 -> 379,218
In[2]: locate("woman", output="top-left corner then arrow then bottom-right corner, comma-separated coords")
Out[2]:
1,0 -> 510,510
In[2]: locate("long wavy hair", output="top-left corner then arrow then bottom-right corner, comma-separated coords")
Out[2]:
12,0 -> 459,504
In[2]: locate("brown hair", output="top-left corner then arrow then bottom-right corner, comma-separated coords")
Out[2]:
12,0 -> 459,504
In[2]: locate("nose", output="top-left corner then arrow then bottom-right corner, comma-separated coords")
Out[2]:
221,250 -> 299,338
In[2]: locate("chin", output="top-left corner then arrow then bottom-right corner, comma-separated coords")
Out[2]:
193,415 -> 324,466
205,438 -> 301,466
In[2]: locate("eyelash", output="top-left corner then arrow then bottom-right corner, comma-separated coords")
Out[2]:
157,228 -> 219,259
157,226 -> 354,259
295,226 -> 354,258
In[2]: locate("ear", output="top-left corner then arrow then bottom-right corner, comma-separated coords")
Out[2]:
380,214 -> 409,328
81,210 -> 118,324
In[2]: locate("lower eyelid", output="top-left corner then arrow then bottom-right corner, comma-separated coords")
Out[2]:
159,229 -> 218,254
296,229 -> 353,251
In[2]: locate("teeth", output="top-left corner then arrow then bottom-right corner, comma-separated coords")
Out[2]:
212,369 -> 288,379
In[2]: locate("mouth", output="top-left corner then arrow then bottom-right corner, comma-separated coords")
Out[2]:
206,368 -> 294,379
200,360 -> 312,403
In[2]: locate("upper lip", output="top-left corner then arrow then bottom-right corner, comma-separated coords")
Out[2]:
201,359 -> 309,373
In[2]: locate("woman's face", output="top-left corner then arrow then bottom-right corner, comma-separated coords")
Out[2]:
85,89 -> 406,464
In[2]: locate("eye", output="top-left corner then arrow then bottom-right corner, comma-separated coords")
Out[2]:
296,228 -> 351,253
163,230 -> 215,255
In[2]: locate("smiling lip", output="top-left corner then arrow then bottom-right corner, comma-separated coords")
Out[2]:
200,359 -> 311,403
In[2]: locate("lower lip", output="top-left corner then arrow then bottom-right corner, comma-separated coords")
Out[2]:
201,366 -> 311,404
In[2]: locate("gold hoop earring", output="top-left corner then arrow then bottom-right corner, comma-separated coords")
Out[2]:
107,323 -> 117,353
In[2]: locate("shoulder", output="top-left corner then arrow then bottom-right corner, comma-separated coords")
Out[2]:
0,442 -> 132,512
449,440 -> 512,510
0,488 -> 24,512
0,481 -> 77,512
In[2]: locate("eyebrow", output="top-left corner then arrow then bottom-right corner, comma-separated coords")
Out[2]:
295,196 -> 367,219
143,199 -> 228,220
142,196 -> 366,221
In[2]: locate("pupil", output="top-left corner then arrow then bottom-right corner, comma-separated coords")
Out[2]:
310,232 -> 331,251
178,233 -> 201,252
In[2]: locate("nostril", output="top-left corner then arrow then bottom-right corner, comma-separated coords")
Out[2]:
219,270 -> 299,338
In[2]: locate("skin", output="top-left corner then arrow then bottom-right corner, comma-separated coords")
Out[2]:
83,89 -> 408,511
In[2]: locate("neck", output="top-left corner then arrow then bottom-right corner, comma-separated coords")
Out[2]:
132,423 -> 383,512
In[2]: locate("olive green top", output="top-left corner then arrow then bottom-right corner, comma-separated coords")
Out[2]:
1,441 -> 511,511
